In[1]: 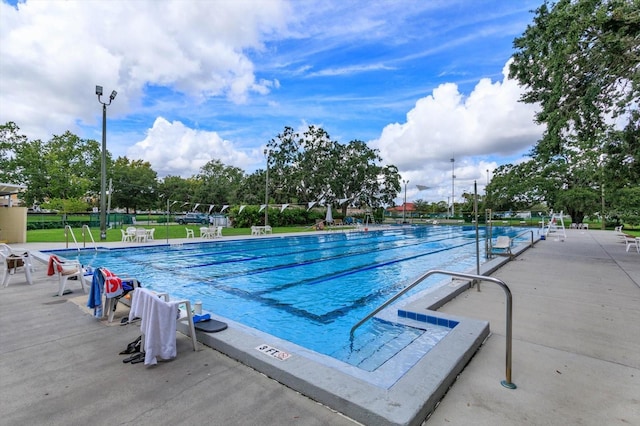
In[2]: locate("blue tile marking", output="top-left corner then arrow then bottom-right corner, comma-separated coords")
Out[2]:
397,310 -> 459,329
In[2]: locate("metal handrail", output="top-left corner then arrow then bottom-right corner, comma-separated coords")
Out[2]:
81,225 -> 98,251
64,225 -> 80,251
513,229 -> 535,248
349,269 -> 516,389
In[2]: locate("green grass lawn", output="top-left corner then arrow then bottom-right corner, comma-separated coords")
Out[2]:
25,222 -> 639,243
26,224 -> 316,243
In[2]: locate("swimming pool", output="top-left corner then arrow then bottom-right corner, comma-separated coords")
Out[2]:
48,226 -> 530,372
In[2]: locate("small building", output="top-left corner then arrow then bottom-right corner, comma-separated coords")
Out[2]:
386,203 -> 416,214
0,183 -> 28,243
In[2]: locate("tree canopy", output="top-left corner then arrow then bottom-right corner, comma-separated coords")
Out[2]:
491,0 -> 639,225
0,122 -> 401,218
266,126 -> 400,215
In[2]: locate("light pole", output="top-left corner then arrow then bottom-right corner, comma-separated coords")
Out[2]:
264,148 -> 270,226
450,157 -> 455,218
402,179 -> 409,223
96,85 -> 117,241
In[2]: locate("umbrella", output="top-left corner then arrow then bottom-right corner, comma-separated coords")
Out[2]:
325,204 -> 333,224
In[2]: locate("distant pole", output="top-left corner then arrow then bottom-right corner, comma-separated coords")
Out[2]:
474,181 -> 480,279
450,157 -> 455,218
106,178 -> 113,229
264,149 -> 270,226
402,179 -> 409,223
600,157 -> 605,230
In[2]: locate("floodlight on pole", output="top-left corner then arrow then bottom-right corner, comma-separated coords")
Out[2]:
96,85 -> 117,241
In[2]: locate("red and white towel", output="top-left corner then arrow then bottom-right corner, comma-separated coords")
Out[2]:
101,268 -> 123,298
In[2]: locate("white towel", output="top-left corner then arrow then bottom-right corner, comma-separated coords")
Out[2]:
129,288 -> 178,365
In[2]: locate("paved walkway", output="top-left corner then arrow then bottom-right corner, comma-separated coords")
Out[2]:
0,229 -> 638,425
430,229 -> 639,425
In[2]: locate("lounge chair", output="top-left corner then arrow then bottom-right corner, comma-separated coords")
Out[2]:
492,236 -> 513,258
128,287 -> 197,365
0,243 -> 33,288
48,255 -> 87,296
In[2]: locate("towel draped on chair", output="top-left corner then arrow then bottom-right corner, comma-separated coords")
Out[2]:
102,268 -> 123,298
86,267 -> 134,319
129,288 -> 179,365
87,269 -> 105,318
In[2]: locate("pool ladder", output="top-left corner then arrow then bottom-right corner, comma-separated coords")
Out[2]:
64,225 -> 98,251
350,269 -> 517,389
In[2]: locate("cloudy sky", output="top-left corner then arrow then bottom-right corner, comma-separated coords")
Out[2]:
0,0 -> 544,205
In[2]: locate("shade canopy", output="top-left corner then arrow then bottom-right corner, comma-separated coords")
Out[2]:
0,182 -> 27,196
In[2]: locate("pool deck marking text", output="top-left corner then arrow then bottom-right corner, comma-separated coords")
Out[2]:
256,344 -> 291,361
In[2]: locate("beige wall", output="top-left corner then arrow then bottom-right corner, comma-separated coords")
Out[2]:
0,207 -> 27,243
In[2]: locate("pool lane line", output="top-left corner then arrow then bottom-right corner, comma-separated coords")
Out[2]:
171,240 -> 474,326
149,236 -> 472,298
154,233 -> 467,280
129,231 -> 464,274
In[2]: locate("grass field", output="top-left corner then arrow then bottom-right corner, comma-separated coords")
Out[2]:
25,224 -> 316,243
25,222 -> 639,243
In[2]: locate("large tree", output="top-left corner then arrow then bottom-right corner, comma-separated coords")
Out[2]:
110,156 -> 158,213
0,122 -> 28,183
193,159 -> 245,208
266,125 -> 400,215
9,130 -> 101,206
505,0 -> 639,223
511,0 -> 638,150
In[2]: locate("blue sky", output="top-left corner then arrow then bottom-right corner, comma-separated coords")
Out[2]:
0,0 -> 545,204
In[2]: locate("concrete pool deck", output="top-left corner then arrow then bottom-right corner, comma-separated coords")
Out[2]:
1,228 -> 638,425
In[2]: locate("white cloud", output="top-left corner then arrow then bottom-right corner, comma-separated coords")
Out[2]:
370,60 -> 543,203
0,0 -> 290,141
127,117 -> 255,178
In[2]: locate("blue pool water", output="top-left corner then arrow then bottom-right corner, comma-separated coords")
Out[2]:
48,226 -> 532,372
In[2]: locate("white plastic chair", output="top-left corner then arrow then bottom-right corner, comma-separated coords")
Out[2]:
50,256 -> 86,296
126,226 -> 137,241
0,244 -> 33,288
199,227 -> 211,238
493,236 -> 513,258
185,228 -> 194,238
128,288 -> 197,365
121,229 -> 133,242
135,228 -> 148,243
624,235 -> 639,253
99,268 -> 141,323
